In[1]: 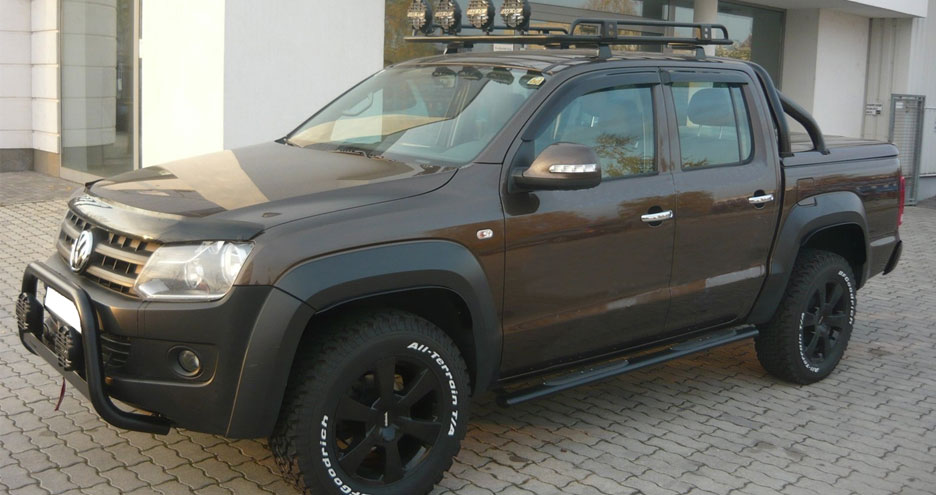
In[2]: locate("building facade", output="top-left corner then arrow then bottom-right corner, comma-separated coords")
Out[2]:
1,0 -> 935,200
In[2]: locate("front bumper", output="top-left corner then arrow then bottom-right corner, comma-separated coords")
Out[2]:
16,257 -> 311,437
18,262 -> 171,434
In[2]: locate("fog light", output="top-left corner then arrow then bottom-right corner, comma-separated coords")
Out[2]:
500,0 -> 530,31
433,0 -> 462,34
407,0 -> 434,34
178,349 -> 201,375
466,0 -> 494,32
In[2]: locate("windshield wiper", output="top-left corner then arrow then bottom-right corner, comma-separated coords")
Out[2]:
331,146 -> 383,159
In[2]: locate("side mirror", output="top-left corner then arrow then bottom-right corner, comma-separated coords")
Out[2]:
512,142 -> 602,191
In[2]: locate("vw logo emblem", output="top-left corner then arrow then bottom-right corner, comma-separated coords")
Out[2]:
69,229 -> 94,273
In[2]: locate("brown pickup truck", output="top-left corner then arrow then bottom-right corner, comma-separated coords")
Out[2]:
16,12 -> 903,495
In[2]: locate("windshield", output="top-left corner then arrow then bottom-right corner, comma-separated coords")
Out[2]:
287,65 -> 544,166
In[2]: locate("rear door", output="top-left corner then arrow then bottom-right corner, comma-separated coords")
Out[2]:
662,70 -> 781,332
500,71 -> 677,376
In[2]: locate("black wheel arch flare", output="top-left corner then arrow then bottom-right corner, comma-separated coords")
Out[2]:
228,240 -> 501,438
748,191 -> 870,325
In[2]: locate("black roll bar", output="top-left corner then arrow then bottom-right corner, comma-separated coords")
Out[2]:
780,93 -> 830,155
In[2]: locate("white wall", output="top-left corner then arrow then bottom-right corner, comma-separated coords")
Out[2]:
32,0 -> 59,153
849,0 -> 928,17
141,0 -> 226,166
812,9 -> 869,137
221,0 -> 385,150
914,0 -> 936,175
140,0 -> 385,166
0,0 -> 32,149
863,18 -> 915,142
781,9 -> 820,113
781,9 -> 869,137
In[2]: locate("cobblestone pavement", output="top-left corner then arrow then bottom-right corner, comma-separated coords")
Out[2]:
2,173 -> 935,495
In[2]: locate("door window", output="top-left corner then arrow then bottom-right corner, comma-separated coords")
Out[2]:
672,82 -> 753,169
533,86 -> 656,178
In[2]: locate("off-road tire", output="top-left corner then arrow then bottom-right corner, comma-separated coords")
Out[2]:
270,310 -> 471,495
755,249 -> 856,384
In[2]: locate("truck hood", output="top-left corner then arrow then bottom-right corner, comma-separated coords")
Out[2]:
78,142 -> 456,242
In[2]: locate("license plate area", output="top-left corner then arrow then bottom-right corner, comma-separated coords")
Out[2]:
40,284 -> 85,372
44,286 -> 82,333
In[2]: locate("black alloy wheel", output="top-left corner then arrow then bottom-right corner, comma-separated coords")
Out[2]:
271,310 -> 470,495
333,356 -> 446,484
755,249 -> 856,384
799,278 -> 850,369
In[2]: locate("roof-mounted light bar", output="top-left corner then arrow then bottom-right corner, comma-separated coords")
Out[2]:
434,0 -> 462,34
500,0 -> 531,32
405,16 -> 733,58
407,0 -> 434,35
466,0 -> 495,32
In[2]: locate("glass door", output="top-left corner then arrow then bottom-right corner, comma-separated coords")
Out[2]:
61,0 -> 140,179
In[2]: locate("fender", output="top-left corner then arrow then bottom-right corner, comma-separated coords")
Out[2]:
748,191 -> 869,325
278,240 -> 501,389
225,240 -> 501,438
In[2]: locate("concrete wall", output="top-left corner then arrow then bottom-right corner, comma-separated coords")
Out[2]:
0,0 -> 33,151
862,0 -> 936,186
781,9 -> 869,138
863,18 -> 915,142
221,0 -> 385,150
914,0 -> 936,176
32,0 -> 59,156
0,0 -> 60,172
140,0 -> 226,167
813,10 -> 870,138
140,0 -> 385,167
781,9 -> 820,113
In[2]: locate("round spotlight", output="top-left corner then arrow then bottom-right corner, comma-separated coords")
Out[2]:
433,0 -> 462,34
407,0 -> 434,35
177,349 -> 201,375
466,0 -> 495,32
500,0 -> 531,31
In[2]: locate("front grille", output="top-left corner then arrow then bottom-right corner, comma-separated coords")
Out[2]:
57,210 -> 159,297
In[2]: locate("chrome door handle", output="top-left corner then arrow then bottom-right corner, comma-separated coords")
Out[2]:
748,193 -> 775,205
641,210 -> 674,223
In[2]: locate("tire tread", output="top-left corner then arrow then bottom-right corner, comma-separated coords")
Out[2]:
270,309 -> 469,495
755,249 -> 854,385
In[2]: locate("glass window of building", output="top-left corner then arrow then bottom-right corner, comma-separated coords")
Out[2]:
673,0 -> 784,84
62,0 -> 139,178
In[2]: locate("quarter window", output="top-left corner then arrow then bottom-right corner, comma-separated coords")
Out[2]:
672,82 -> 753,169
534,86 -> 656,178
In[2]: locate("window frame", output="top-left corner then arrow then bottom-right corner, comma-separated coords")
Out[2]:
518,70 -> 665,182
666,74 -> 758,172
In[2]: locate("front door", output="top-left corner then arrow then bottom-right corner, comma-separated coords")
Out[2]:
663,71 -> 781,332
501,71 -> 677,376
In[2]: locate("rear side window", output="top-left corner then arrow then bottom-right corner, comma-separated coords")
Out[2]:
534,85 -> 655,178
672,82 -> 753,169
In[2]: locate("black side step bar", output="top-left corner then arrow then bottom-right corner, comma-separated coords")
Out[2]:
497,327 -> 758,407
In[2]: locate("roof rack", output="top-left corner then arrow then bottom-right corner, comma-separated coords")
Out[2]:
406,18 -> 733,59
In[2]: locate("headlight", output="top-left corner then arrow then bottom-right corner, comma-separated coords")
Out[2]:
133,241 -> 253,301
